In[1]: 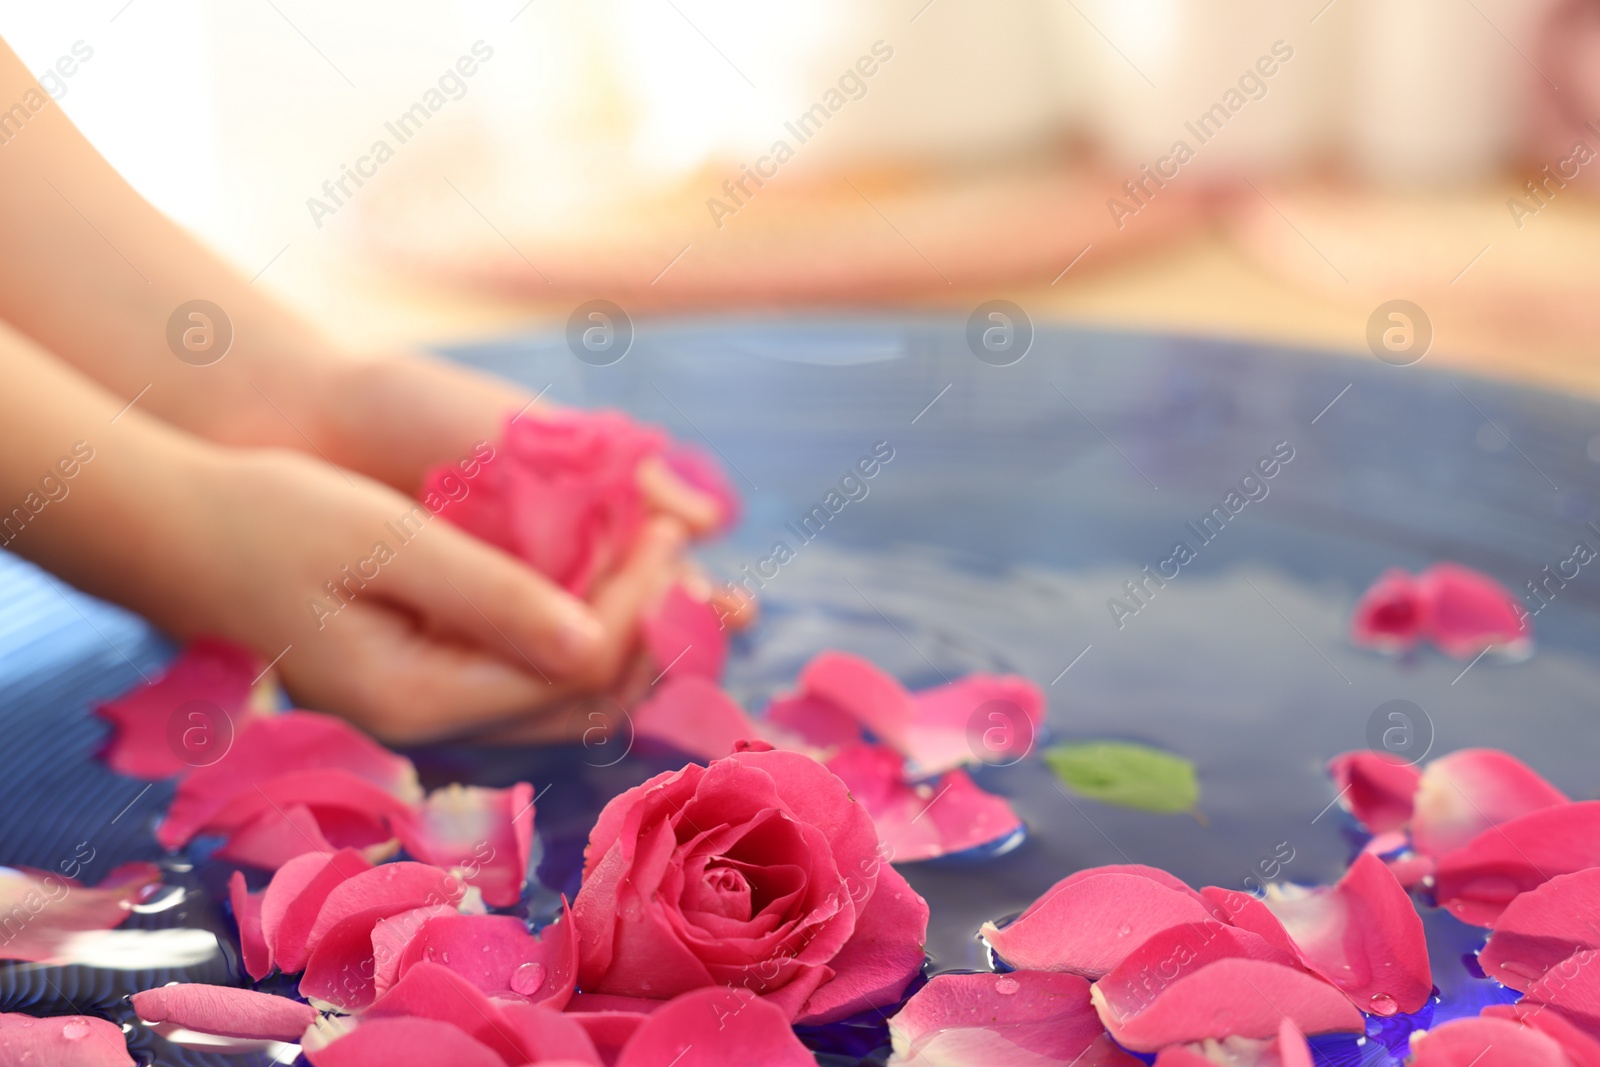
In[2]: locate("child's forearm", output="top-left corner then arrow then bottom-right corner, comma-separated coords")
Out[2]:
0,39 -> 347,455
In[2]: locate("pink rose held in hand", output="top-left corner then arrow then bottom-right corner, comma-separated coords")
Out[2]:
572,749 -> 930,1024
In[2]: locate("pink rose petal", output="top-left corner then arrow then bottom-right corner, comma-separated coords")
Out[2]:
1351,569 -> 1425,651
304,1016 -> 508,1067
365,960 -> 601,1064
1418,563 -> 1531,658
388,906 -> 578,1008
1259,853 -> 1433,1014
1411,748 -> 1567,858
95,637 -> 265,780
1094,921 -> 1305,1025
1433,801 -> 1600,926
1482,1003 -> 1600,1067
228,871 -> 271,980
642,584 -> 728,684
1481,867 -> 1600,991
217,802 -> 340,870
197,769 -> 409,869
795,652 -> 920,760
261,848 -> 374,974
0,862 -> 161,963
299,863 -> 467,1011
1154,1018 -> 1314,1066
1523,949 -> 1600,1038
131,984 -> 315,1042
1199,888 -> 1304,962
1091,958 -> 1363,1053
615,987 -> 814,1067
981,871 -> 1219,977
0,1011 -> 133,1066
1326,751 -> 1421,834
826,745 -> 1023,862
905,673 -> 1045,776
1407,1015 -> 1577,1066
395,782 -> 535,908
633,675 -> 762,761
764,691 -> 861,752
798,862 -> 930,1024
889,969 -> 1142,1066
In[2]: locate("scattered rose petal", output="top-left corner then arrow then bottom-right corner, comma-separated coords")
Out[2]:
1091,958 -> 1363,1052
1418,563 -> 1530,659
887,969 -> 1140,1066
633,675 -> 762,761
1259,853 -> 1433,1014
1351,569 -> 1425,651
826,744 -> 1023,862
1481,867 -> 1600,991
1326,751 -> 1420,834
228,870 -> 270,981
1482,1003 -> 1600,1067
261,848 -> 375,974
1408,1014 -> 1577,1066
0,862 -> 160,963
0,1010 -> 133,1066
1094,921 -> 1305,1026
395,782 -> 535,908
95,637 -> 265,780
981,870 -> 1219,977
387,905 -> 578,1008
901,673 -> 1045,777
1433,801 -> 1600,925
1154,1018 -> 1314,1066
642,583 -> 728,684
1411,748 -> 1567,858
1522,949 -> 1600,1037
303,1015 -> 511,1067
615,987 -> 814,1067
131,984 -> 315,1041
794,652 -> 921,759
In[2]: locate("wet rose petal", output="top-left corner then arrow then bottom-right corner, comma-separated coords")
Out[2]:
1411,748 -> 1567,858
1091,958 -> 1363,1053
826,745 -> 1023,863
888,969 -> 1140,1066
798,862 -> 930,1024
1482,1003 -> 1600,1067
903,674 -> 1045,776
1198,888 -> 1305,962
1351,569 -> 1425,651
228,871 -> 271,980
794,652 -> 921,759
217,802 -> 340,870
1259,853 -> 1433,1014
158,712 -> 421,861
1326,751 -> 1420,834
615,987 -> 814,1067
0,1010 -> 133,1066
1481,867 -> 1600,991
131,984 -> 315,1041
1408,1014 -> 1577,1066
305,1015 -> 509,1067
633,675 -> 762,761
0,862 -> 160,963
1154,1018 -> 1314,1066
395,782 -> 535,908
1095,921 -> 1304,1026
95,637 -> 266,780
981,871 -> 1218,977
299,863 -> 467,1011
642,583 -> 727,684
1418,563 -> 1530,659
1523,949 -> 1600,1037
1433,801 -> 1600,925
261,848 -> 374,974
387,906 -> 578,1008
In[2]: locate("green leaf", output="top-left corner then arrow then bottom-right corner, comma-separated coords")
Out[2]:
1043,741 -> 1199,814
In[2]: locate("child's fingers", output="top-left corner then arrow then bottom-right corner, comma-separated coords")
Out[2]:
385,520 -> 606,682
637,456 -> 722,534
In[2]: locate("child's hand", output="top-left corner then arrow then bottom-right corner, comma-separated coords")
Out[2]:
153,446 -> 689,745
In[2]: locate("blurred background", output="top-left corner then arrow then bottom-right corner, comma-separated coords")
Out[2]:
6,0 -> 1600,392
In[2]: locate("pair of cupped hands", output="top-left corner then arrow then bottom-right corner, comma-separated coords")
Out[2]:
163,352 -> 743,747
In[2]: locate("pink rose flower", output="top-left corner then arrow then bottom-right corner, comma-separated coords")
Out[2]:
571,749 -> 929,1023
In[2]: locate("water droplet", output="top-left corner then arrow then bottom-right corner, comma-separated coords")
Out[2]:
994,977 -> 1020,996
441,952 -> 450,964
482,945 -> 491,952
1116,924 -> 1132,938
510,962 -> 547,996
61,1021 -> 88,1041
1369,993 -> 1398,1016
